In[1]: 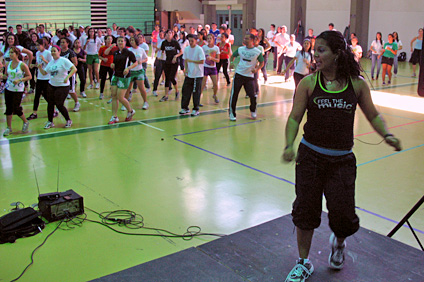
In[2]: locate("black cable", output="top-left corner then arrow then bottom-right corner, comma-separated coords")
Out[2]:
354,137 -> 385,145
10,220 -> 63,282
84,207 -> 224,240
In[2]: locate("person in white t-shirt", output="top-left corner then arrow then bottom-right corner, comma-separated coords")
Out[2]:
350,37 -> 362,62
274,26 -> 289,74
201,34 -> 220,104
126,36 -> 149,110
38,45 -> 77,129
283,34 -> 302,81
137,33 -> 151,91
27,38 -> 53,120
84,28 -> 102,89
267,24 -> 277,70
282,39 -> 312,89
392,31 -> 403,77
369,32 -> 384,80
229,34 -> 264,121
180,34 -> 205,116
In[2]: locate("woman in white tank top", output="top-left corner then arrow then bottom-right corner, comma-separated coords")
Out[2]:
3,46 -> 32,137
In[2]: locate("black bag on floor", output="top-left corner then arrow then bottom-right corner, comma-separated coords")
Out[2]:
0,207 -> 45,244
398,52 -> 407,62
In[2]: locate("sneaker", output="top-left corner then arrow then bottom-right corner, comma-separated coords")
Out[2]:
27,113 -> 38,120
128,91 -> 133,102
87,84 -> 94,89
175,91 -> 180,100
67,94 -> 71,99
146,88 -> 151,93
142,102 -> 149,110
160,81 -> 165,85
95,82 -> 100,89
213,95 -> 219,103
229,113 -> 236,121
81,91 -> 87,98
179,109 -> 190,115
251,111 -> 257,119
121,105 -> 126,111
125,109 -> 136,121
393,74 -> 397,78
73,102 -> 80,112
328,233 -> 346,270
153,90 -> 158,97
107,98 -> 113,104
99,93 -> 104,100
108,116 -> 119,124
285,259 -> 314,282
159,96 -> 168,102
191,110 -> 200,116
199,103 -> 204,107
412,73 -> 417,77
382,81 -> 386,85
388,80 -> 391,85
53,111 -> 59,118
22,122 -> 29,133
28,88 -> 34,94
3,127 -> 11,136
44,121 -> 54,129
65,120 -> 72,128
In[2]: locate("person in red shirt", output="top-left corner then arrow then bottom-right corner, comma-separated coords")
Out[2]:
98,35 -> 118,100
216,33 -> 231,85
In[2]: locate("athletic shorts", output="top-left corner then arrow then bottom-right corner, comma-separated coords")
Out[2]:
381,56 -> 394,66
87,54 -> 100,65
129,69 -> 145,81
204,67 -> 218,76
111,75 -> 131,89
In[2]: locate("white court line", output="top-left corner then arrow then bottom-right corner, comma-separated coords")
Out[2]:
136,121 -> 165,131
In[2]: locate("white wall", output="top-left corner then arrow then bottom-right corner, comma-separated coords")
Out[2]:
306,0 -> 350,35
255,0 -> 291,31
157,0 -> 202,17
369,0 -> 424,59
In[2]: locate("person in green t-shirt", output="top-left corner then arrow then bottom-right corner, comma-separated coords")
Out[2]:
378,33 -> 398,85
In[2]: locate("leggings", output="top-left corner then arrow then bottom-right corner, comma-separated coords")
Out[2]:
46,84 -> 70,122
229,73 -> 256,117
33,79 -> 49,111
216,58 -> 230,84
153,59 -> 165,91
164,63 -> 178,87
142,62 -> 150,89
284,56 -> 294,80
76,63 -> 86,93
99,65 -> 113,93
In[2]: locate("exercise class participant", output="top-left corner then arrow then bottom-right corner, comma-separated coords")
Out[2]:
2,47 -> 32,136
201,33 -> 220,104
38,45 -> 77,129
59,38 -> 80,111
105,36 -> 138,125
27,39 -> 53,120
85,28 -> 102,89
282,30 -> 402,282
73,39 -> 87,97
98,35 -> 117,100
159,29 -> 182,102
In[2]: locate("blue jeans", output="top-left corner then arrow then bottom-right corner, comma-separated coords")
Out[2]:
393,55 -> 399,75
371,54 -> 382,78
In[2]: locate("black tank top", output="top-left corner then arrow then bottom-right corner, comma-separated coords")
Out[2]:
303,72 -> 358,150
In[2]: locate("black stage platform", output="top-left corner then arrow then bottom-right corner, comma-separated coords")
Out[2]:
92,213 -> 424,282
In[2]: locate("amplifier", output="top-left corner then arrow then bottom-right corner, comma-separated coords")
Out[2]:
38,190 -> 84,222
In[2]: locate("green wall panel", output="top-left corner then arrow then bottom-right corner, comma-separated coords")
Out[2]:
6,0 -> 91,30
107,0 -> 154,32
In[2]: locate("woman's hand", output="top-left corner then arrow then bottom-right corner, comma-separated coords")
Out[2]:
282,146 -> 295,162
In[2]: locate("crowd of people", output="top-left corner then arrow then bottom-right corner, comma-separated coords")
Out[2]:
0,22 -> 421,137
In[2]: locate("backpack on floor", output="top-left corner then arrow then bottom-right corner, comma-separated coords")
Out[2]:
0,207 -> 45,244
398,52 -> 407,62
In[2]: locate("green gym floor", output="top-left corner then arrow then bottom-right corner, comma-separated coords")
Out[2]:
1,57 -> 423,282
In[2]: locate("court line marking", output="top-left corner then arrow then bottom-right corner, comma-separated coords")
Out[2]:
0,99 -> 292,145
174,137 -> 295,186
380,113 -> 421,121
137,121 -> 165,131
173,120 -> 263,137
357,143 -> 424,167
174,137 -> 424,235
355,119 -> 424,137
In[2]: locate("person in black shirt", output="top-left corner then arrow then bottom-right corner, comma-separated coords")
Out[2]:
105,36 -> 138,124
159,29 -> 183,102
27,33 -> 39,93
282,31 -> 402,282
